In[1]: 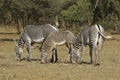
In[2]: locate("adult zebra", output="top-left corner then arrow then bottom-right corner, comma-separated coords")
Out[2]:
14,24 -> 58,61
70,24 -> 112,65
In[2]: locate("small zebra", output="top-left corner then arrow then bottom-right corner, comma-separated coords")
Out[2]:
40,30 -> 75,64
14,24 -> 58,61
70,24 -> 112,65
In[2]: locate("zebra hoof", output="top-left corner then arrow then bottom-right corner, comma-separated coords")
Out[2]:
78,61 -> 83,64
27,59 -> 31,62
41,61 -> 45,64
22,57 -> 26,60
50,58 -> 58,63
94,63 -> 100,66
41,59 -> 45,64
71,60 -> 77,64
55,59 -> 58,63
26,57 -> 31,62
89,61 -> 93,64
50,58 -> 54,63
16,58 -> 22,62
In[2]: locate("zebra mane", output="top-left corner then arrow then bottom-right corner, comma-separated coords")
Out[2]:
75,32 -> 81,43
47,24 -> 59,32
73,33 -> 82,49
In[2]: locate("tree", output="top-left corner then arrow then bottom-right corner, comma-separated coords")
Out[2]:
94,0 -> 120,29
61,0 -> 93,27
0,0 -> 120,32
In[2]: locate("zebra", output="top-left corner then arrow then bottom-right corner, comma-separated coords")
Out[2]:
15,24 -> 58,61
40,30 -> 75,64
70,24 -> 112,65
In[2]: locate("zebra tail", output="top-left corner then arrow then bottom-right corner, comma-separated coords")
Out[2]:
98,31 -> 113,39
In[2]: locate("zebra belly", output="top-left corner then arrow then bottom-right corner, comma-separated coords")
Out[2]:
32,37 -> 44,43
54,40 -> 66,45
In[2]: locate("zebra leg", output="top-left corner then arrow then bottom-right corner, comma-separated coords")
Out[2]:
96,50 -> 101,66
50,48 -> 58,63
66,43 -> 73,63
26,43 -> 32,61
89,45 -> 93,64
50,49 -> 55,63
78,46 -> 85,64
96,37 -> 104,65
50,51 -> 54,63
94,48 -> 99,66
54,48 -> 58,62
97,48 -> 102,65
93,45 -> 99,66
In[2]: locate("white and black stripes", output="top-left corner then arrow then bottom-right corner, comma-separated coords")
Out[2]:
17,35 -> 25,48
73,34 -> 82,50
97,24 -> 101,40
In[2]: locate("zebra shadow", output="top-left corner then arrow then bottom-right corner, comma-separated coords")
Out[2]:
80,61 -> 92,65
20,57 -> 41,62
60,60 -> 92,65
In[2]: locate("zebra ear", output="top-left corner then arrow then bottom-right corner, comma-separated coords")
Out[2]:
13,38 -> 17,46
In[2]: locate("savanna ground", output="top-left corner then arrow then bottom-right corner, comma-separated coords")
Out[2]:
0,26 -> 120,80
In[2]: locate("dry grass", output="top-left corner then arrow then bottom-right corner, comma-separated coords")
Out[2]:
0,27 -> 120,80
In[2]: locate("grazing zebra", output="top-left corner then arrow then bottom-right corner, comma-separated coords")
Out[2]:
40,30 -> 75,64
70,24 -> 112,65
15,24 -> 58,61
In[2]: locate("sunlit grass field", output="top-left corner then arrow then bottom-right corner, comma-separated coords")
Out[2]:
0,26 -> 120,80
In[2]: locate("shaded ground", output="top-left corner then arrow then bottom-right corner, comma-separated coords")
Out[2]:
0,27 -> 120,80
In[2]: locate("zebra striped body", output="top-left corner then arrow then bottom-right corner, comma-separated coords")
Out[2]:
70,24 -> 111,65
41,30 -> 75,63
15,24 -> 58,61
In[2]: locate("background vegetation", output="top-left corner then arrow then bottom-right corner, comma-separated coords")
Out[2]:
0,0 -> 120,33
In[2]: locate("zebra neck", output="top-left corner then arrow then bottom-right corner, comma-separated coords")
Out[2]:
74,35 -> 82,50
17,36 -> 25,48
74,42 -> 82,50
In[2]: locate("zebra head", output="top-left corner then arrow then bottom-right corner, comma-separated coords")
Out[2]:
15,46 -> 23,61
14,38 -> 23,61
69,48 -> 79,64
